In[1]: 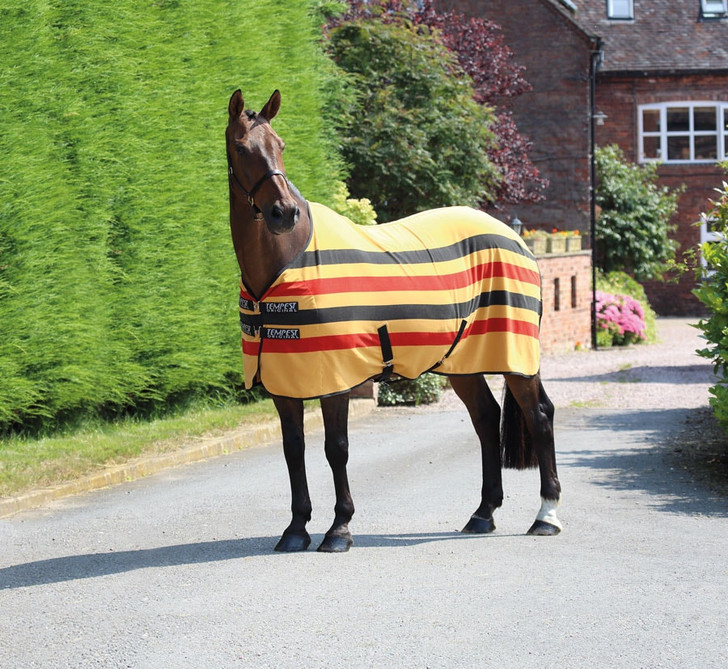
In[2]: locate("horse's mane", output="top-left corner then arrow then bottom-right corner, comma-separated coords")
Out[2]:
287,179 -> 303,201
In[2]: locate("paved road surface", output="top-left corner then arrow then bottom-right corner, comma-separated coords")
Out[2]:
1,319 -> 726,667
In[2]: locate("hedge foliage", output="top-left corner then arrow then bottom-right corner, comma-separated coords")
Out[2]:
0,0 -> 342,432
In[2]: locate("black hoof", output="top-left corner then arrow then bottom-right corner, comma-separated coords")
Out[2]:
317,533 -> 353,553
527,520 -> 561,536
274,530 -> 311,552
461,514 -> 496,534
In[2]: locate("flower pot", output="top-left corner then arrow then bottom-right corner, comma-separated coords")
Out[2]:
547,236 -> 566,254
524,237 -> 547,255
566,236 -> 582,252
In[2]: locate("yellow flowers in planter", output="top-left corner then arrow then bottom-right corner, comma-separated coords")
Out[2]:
522,229 -> 581,255
522,229 -> 549,254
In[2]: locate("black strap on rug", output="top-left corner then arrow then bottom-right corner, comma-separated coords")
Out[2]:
377,324 -> 394,380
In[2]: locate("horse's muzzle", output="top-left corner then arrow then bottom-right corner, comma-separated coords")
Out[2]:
265,201 -> 300,234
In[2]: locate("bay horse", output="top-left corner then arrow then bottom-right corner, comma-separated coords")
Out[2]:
226,89 -> 562,553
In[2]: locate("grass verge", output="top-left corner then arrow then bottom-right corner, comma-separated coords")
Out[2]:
0,399 -> 290,499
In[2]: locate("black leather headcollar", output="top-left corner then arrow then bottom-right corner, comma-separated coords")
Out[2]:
227,150 -> 286,215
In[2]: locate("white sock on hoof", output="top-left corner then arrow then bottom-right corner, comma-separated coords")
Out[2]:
536,498 -> 562,530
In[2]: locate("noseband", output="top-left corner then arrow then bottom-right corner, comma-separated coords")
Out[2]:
227,150 -> 286,218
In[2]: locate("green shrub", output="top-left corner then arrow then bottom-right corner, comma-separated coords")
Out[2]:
693,176 -> 728,430
596,145 -> 682,281
326,19 -> 499,222
377,374 -> 446,406
330,182 -> 378,226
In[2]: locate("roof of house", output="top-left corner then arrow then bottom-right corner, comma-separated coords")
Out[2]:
547,0 -> 728,73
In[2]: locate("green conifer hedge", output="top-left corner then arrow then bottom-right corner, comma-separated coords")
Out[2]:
0,0 -> 342,431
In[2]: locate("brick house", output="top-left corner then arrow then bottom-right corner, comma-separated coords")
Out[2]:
440,0 -> 728,315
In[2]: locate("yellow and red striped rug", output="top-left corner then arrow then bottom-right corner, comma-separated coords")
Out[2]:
239,202 -> 542,398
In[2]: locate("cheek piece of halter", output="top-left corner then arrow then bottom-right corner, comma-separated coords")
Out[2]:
227,149 -> 287,221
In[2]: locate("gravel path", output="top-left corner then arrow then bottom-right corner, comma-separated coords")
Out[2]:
433,317 -> 716,411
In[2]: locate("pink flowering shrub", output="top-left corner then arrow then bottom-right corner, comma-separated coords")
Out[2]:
595,290 -> 647,346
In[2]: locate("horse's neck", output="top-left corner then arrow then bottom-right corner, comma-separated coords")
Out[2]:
229,192 -> 310,300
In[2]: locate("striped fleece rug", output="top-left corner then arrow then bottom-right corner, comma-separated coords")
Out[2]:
239,202 -> 542,399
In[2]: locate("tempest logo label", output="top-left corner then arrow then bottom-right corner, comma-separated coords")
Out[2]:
239,297 -> 255,311
240,322 -> 258,337
262,301 -> 298,314
264,328 -> 300,340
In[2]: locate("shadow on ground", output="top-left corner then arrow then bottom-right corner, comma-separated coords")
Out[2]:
548,364 -> 715,385
560,407 -> 728,518
0,531 -> 510,590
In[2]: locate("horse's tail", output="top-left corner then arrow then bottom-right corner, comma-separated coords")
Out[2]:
501,385 -> 539,470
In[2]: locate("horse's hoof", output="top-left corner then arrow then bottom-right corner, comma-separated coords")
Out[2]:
274,530 -> 311,552
317,533 -> 353,553
461,514 -> 496,534
527,520 -> 561,536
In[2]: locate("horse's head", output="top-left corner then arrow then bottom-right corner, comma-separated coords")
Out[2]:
226,89 -> 300,234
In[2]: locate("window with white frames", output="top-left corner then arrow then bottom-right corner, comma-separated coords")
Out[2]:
607,0 -> 633,19
639,102 -> 728,163
701,0 -> 728,18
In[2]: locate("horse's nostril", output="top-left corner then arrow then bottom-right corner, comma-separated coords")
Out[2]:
271,205 -> 283,221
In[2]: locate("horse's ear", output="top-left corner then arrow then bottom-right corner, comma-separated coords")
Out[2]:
228,89 -> 244,120
260,90 -> 281,122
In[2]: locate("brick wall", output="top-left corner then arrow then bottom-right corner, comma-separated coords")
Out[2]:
537,251 -> 592,353
441,0 -> 595,234
595,72 -> 728,315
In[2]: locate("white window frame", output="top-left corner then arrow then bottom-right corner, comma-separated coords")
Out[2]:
638,101 -> 728,164
607,0 -> 634,19
700,212 -> 722,273
701,0 -> 728,18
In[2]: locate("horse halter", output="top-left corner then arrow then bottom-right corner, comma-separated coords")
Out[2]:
226,150 -> 286,219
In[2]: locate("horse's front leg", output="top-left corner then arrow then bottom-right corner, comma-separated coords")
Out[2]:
273,395 -> 312,552
318,392 -> 355,553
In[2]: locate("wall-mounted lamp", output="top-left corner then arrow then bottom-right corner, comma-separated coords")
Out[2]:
510,216 -> 523,235
593,110 -> 608,126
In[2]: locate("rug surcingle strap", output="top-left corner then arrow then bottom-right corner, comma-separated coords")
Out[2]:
377,324 -> 394,380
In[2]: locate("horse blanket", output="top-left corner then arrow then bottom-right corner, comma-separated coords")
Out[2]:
239,202 -> 542,399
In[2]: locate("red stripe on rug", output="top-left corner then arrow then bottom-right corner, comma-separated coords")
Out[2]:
252,318 -> 538,354
263,261 -> 539,299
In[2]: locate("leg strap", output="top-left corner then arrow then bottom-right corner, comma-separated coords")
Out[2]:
377,324 -> 394,380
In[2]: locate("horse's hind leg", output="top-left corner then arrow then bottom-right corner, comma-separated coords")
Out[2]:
273,396 -> 312,552
504,374 -> 562,535
318,392 -> 355,553
449,374 -> 503,534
